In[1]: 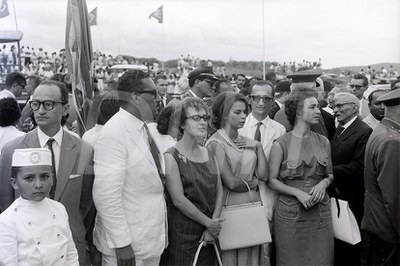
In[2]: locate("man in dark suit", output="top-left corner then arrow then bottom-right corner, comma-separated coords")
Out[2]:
0,80 -> 94,265
330,92 -> 372,265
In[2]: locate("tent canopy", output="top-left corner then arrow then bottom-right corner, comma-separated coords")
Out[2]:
0,30 -> 23,43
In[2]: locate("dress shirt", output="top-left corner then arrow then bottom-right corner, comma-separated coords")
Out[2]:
339,115 -> 358,135
37,127 -> 63,174
239,113 -> 286,159
0,89 -> 15,99
82,124 -> 103,148
0,126 -> 25,156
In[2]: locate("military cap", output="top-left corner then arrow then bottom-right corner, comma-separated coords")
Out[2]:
287,69 -> 322,83
376,88 -> 400,106
12,148 -> 52,167
188,67 -> 219,81
275,80 -> 292,95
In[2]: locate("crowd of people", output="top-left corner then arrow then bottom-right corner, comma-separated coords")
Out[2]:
0,57 -> 399,266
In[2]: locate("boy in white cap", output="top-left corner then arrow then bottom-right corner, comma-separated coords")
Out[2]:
0,148 -> 78,265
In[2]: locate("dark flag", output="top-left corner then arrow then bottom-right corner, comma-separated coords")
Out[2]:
65,0 -> 94,134
149,5 -> 163,23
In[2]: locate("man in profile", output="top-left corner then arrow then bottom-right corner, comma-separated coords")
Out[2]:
93,70 -> 167,265
0,72 -> 26,99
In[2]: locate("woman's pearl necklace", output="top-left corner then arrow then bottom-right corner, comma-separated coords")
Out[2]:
217,128 -> 244,152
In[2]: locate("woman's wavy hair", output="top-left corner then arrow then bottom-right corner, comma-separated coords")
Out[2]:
210,91 -> 249,130
285,87 -> 318,127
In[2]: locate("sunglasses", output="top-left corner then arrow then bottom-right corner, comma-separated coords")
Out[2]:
135,90 -> 158,99
250,95 -> 273,103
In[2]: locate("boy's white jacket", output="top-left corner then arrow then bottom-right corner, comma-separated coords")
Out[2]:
0,197 -> 78,266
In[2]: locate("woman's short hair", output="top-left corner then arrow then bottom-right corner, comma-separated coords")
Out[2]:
211,91 -> 249,129
175,97 -> 208,134
0,97 -> 21,127
285,87 -> 318,127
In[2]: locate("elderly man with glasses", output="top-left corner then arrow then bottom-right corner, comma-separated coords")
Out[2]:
330,92 -> 372,265
0,80 -> 95,265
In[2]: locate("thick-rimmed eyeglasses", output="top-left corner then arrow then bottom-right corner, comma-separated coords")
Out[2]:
29,100 -> 64,111
333,102 -> 354,109
187,115 -> 211,122
250,95 -> 273,103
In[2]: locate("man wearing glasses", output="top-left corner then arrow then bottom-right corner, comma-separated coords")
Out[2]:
239,80 -> 285,265
0,80 -> 95,265
349,73 -> 370,119
93,70 -> 167,266
330,92 -> 372,265
0,72 -> 26,99
185,67 -> 219,103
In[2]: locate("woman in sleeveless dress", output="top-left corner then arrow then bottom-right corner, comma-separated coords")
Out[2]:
207,92 -> 269,266
268,87 -> 334,265
161,98 -> 224,266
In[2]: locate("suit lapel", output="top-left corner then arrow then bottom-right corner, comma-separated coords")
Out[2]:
55,131 -> 79,200
124,115 -> 156,167
24,129 -> 41,148
332,118 -> 360,148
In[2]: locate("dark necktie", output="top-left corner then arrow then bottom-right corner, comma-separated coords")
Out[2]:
254,122 -> 263,142
143,123 -> 165,184
46,138 -> 57,199
336,124 -> 345,136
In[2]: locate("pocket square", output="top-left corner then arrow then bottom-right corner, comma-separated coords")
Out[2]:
69,174 -> 81,179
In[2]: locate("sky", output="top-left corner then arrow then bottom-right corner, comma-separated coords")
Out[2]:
1,0 -> 399,69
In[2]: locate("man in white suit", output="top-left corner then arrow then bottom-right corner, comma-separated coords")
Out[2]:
93,70 -> 167,266
239,80 -> 285,265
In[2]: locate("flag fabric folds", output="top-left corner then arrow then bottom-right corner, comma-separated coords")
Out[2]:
89,7 -> 97,26
0,0 -> 9,18
149,5 -> 163,23
65,0 -> 94,134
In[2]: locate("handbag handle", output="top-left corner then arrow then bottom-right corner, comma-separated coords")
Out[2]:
224,179 -> 255,206
334,197 -> 341,218
193,241 -> 223,266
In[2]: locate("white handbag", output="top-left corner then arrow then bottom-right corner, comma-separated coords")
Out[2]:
330,197 -> 361,245
192,241 -> 223,266
218,180 -> 272,251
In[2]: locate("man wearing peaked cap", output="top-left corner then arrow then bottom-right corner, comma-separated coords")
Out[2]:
184,67 -> 219,102
274,69 -> 335,139
286,69 -> 323,84
361,87 -> 400,265
376,87 -> 400,106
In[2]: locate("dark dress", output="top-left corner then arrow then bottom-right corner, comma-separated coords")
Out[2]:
161,147 -> 219,266
273,132 -> 334,265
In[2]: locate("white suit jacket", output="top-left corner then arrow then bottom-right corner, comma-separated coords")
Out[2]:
0,197 -> 78,266
93,108 -> 167,259
239,114 -> 286,221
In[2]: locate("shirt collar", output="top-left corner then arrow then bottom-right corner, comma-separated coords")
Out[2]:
37,127 -> 63,147
248,113 -> 270,127
276,100 -> 283,108
342,115 -> 358,130
120,107 -> 145,129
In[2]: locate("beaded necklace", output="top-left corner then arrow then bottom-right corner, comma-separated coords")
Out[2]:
217,128 -> 244,152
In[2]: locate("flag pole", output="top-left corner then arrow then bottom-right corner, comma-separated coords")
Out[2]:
262,0 -> 266,80
162,18 -> 165,71
11,0 -> 18,29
